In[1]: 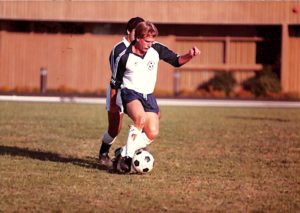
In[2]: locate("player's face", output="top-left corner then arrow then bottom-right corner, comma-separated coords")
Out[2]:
136,36 -> 155,54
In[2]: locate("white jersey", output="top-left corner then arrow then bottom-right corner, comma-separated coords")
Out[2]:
111,41 -> 181,94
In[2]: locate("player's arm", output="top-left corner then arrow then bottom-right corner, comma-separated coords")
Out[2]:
153,43 -> 200,67
178,46 -> 201,65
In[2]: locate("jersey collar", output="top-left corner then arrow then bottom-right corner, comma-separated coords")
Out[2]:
123,37 -> 130,47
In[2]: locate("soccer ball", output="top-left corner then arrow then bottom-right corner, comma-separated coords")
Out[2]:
132,149 -> 154,174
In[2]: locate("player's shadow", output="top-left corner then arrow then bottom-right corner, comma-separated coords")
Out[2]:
0,145 -> 107,171
227,115 -> 289,123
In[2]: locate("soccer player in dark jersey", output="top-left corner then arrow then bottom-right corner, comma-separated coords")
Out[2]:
99,17 -> 144,167
111,21 -> 201,173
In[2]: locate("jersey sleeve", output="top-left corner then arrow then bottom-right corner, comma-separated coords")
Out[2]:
152,42 -> 181,67
109,42 -> 127,73
109,42 -> 128,89
110,53 -> 128,89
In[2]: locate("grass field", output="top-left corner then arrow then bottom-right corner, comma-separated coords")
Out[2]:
0,101 -> 299,212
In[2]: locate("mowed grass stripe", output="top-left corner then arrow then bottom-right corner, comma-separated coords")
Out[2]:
0,102 -> 299,212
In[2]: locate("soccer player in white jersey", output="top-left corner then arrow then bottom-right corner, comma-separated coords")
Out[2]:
110,21 -> 201,173
98,17 -> 144,167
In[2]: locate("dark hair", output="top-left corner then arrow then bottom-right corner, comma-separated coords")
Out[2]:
126,17 -> 144,34
135,21 -> 158,39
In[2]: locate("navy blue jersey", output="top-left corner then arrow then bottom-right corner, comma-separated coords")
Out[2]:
109,37 -> 130,75
105,37 -> 130,112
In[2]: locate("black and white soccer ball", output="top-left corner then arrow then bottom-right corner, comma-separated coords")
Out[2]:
132,149 -> 154,174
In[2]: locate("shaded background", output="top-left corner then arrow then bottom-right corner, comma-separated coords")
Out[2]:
0,1 -> 299,98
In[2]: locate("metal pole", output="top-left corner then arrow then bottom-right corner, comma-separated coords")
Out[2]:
40,67 -> 48,94
173,69 -> 181,96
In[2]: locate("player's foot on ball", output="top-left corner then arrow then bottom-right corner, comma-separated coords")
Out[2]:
114,147 -> 122,158
99,153 -> 112,168
118,156 -> 132,173
113,156 -> 132,174
135,147 -> 147,153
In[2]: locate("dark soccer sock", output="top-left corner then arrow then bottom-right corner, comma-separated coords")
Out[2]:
99,132 -> 116,156
99,143 -> 112,155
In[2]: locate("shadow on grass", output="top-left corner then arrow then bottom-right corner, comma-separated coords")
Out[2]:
0,145 -> 108,171
227,116 -> 289,122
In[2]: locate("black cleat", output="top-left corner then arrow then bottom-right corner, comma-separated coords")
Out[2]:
114,147 -> 122,158
99,153 -> 112,168
113,155 -> 132,174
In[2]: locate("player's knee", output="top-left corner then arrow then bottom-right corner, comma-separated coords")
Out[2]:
147,127 -> 159,140
133,115 -> 146,129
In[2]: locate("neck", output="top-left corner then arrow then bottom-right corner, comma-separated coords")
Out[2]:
132,45 -> 145,56
125,35 -> 131,43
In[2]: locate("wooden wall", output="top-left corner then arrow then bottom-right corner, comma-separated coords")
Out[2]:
280,24 -> 300,95
174,36 -> 260,93
0,30 -> 176,94
0,32 -> 114,93
287,37 -> 300,94
1,1 -> 300,96
0,1 -> 299,24
0,26 -> 263,95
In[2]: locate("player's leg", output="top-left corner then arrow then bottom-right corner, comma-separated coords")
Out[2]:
115,91 -> 160,173
123,111 -> 159,154
99,87 -> 123,167
121,99 -> 146,158
99,111 -> 123,163
113,99 -> 145,173
123,99 -> 159,155
141,93 -> 160,142
132,111 -> 159,153
143,112 -> 159,141
115,110 -> 159,173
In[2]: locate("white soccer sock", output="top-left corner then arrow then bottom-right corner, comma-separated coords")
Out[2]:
101,131 -> 117,145
140,132 -> 153,146
121,126 -> 152,158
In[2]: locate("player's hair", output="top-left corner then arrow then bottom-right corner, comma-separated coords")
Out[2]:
135,21 -> 158,39
126,17 -> 144,34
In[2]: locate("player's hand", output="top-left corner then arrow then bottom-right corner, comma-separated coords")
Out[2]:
189,46 -> 201,57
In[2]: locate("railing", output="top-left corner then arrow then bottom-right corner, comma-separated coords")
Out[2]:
174,36 -> 264,96
173,64 -> 263,96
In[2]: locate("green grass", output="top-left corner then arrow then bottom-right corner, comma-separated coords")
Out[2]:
0,101 -> 299,212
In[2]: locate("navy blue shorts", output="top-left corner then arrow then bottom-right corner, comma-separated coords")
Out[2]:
121,88 -> 159,113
